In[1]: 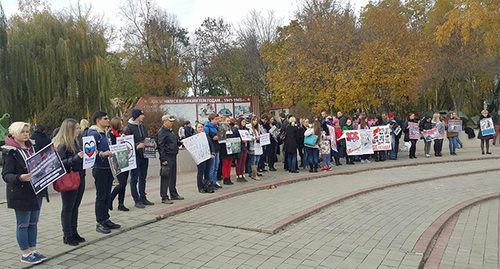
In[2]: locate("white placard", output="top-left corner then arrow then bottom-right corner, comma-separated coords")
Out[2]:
260,133 -> 271,146
182,133 -> 212,165
82,136 -> 97,169
116,135 -> 137,171
238,130 -> 252,141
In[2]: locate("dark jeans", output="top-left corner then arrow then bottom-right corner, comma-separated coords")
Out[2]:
267,142 -> 278,169
305,147 -> 319,166
298,145 -> 305,166
110,171 -> 129,205
130,157 -> 149,201
61,172 -> 85,237
93,168 -> 113,224
287,152 -> 297,171
197,158 -> 213,191
15,196 -> 42,251
409,139 -> 417,157
160,156 -> 179,200
259,146 -> 268,169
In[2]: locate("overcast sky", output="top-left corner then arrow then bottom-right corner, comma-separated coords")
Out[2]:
2,0 -> 370,32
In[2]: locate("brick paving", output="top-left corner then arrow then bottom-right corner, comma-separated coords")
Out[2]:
425,199 -> 500,269
1,138 -> 500,268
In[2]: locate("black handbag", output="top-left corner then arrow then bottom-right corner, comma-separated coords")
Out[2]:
160,164 -> 170,177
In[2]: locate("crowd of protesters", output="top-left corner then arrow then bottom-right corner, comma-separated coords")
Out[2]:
1,107 -> 495,264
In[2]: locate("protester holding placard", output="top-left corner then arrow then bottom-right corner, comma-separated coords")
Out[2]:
88,111 -> 121,234
445,113 -> 459,156
419,116 -> 434,158
194,123 -> 215,193
1,122 -> 48,264
157,114 -> 184,204
404,113 -> 419,159
204,113 -> 222,188
432,113 -> 445,157
284,117 -> 300,173
342,118 -> 355,165
248,115 -> 263,180
124,109 -> 154,208
304,119 -> 322,172
219,117 -> 239,185
109,117 -> 130,212
372,115 -> 386,162
235,118 -> 249,182
52,119 -> 86,246
478,110 -> 493,155
258,114 -> 269,173
266,116 -> 279,171
297,118 -> 308,168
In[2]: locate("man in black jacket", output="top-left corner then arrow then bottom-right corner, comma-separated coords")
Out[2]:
124,109 -> 154,208
157,114 -> 184,204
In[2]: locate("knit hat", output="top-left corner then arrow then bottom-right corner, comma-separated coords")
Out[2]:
132,109 -> 144,120
388,113 -> 394,118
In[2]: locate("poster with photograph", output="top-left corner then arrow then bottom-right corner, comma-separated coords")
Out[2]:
182,133 -> 211,165
217,122 -> 228,143
226,137 -> 242,155
216,104 -> 234,117
423,128 -> 442,142
144,137 -> 156,159
197,103 -> 216,123
327,125 -> 337,152
115,135 -> 137,171
448,120 -> 462,133
408,122 -> 420,140
109,143 -> 132,177
239,130 -> 252,141
26,143 -> 66,195
344,129 -> 374,156
82,135 -> 97,169
371,125 -> 392,151
260,133 -> 271,146
234,103 -> 251,118
480,118 -> 495,136
269,126 -> 279,137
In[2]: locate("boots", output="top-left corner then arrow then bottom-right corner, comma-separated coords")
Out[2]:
334,157 -> 342,166
63,236 -> 79,246
251,165 -> 260,181
309,164 -> 314,173
141,197 -> 154,206
118,204 -> 129,211
223,177 -> 234,185
313,164 -> 318,172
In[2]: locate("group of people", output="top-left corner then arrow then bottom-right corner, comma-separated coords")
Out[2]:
1,106 -> 495,265
1,109 -> 185,264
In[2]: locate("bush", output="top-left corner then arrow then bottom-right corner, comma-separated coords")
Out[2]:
37,97 -> 83,134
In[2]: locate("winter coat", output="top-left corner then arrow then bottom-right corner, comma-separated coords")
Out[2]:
57,142 -> 83,173
445,117 -> 460,138
284,124 -> 299,153
30,128 -> 51,152
124,120 -> 148,159
204,121 -> 220,153
477,115 -> 494,140
157,125 -> 179,162
1,135 -> 40,211
87,125 -> 111,168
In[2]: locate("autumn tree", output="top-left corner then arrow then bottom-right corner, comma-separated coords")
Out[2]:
119,0 -> 189,97
0,2 -> 7,115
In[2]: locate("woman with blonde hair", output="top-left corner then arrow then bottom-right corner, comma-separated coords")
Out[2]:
284,117 -> 299,173
432,113 -> 444,156
53,119 -> 85,246
2,122 -> 47,263
248,116 -> 263,180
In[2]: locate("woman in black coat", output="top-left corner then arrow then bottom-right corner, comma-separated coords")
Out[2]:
284,116 -> 300,173
478,110 -> 494,154
403,113 -> 419,159
52,119 -> 86,246
109,117 -> 130,211
2,122 -> 47,264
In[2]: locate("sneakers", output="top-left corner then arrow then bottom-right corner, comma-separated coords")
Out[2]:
104,220 -> 121,229
33,251 -> 47,261
171,196 -> 184,200
321,166 -> 328,172
96,222 -> 111,234
425,154 -> 430,158
161,199 -> 173,204
21,252 -> 42,264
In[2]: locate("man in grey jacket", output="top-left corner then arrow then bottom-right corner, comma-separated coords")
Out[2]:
157,114 -> 184,204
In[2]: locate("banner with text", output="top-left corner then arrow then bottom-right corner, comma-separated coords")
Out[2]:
345,129 -> 374,156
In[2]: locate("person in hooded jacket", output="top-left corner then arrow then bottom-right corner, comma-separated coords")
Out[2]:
52,119 -> 86,246
478,110 -> 493,154
30,125 -> 51,152
124,109 -> 154,208
204,113 -> 222,188
2,122 -> 48,264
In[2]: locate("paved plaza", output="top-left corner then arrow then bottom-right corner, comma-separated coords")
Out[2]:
1,135 -> 500,268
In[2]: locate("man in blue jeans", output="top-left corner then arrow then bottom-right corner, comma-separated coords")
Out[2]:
204,113 -> 222,189
88,111 -> 121,234
124,109 -> 154,208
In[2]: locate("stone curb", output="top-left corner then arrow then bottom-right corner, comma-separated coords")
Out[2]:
265,168 -> 500,234
413,192 -> 500,269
